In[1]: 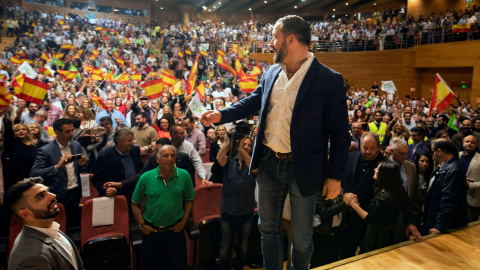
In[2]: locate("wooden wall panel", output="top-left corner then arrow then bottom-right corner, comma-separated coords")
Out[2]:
414,40 -> 480,68
407,0 -> 480,20
420,67 -> 473,102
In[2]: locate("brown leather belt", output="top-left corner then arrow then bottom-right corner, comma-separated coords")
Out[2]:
145,221 -> 175,232
264,146 -> 293,160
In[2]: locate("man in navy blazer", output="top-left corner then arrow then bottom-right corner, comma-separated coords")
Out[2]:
92,128 -> 144,200
407,126 -> 427,162
201,15 -> 349,270
30,118 -> 87,227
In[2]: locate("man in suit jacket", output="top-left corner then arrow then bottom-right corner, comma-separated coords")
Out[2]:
201,15 -> 350,269
30,119 -> 87,227
407,126 -> 427,162
104,137 -> 196,194
391,139 -> 419,206
92,128 -> 143,200
461,135 -> 480,222
0,131 -> 23,238
423,140 -> 468,235
4,178 -> 83,270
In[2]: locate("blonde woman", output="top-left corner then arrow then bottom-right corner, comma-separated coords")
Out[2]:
28,122 -> 48,148
10,123 -> 38,178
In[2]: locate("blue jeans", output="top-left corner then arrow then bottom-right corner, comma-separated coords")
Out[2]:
256,151 -> 316,270
219,212 -> 254,270
141,230 -> 184,270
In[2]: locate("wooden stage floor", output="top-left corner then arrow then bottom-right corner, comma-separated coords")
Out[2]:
316,221 -> 480,270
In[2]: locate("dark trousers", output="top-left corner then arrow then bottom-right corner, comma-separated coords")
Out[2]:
310,227 -> 343,268
467,205 -> 480,223
141,230 -> 184,270
219,211 -> 254,270
339,211 -> 367,259
63,188 -> 81,228
0,206 -> 11,238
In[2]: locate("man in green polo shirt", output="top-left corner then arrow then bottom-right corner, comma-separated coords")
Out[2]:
132,145 -> 194,270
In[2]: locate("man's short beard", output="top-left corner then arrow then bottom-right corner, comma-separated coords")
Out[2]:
273,39 -> 288,64
31,200 -> 59,220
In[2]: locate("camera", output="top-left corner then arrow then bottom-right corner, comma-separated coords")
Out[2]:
66,154 -> 82,163
228,119 -> 256,159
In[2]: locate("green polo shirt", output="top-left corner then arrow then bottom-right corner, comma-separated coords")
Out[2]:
132,166 -> 195,227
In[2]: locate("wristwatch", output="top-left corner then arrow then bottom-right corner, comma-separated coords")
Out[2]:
138,223 -> 145,229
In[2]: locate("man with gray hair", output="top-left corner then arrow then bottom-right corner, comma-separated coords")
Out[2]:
31,110 -> 51,142
92,128 -> 144,200
132,144 -> 194,269
390,139 -> 420,211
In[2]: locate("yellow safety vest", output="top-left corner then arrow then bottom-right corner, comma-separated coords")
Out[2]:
368,122 -> 387,143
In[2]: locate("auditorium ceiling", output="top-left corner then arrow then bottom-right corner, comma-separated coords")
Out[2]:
154,0 -> 390,17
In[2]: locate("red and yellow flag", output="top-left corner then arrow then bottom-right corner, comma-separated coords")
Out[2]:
124,38 -> 130,45
235,58 -> 245,77
57,70 -> 79,81
91,73 -> 103,81
90,49 -> 99,60
0,92 -> 12,108
238,76 -> 258,93
142,79 -> 163,99
17,76 -> 49,104
90,92 -> 109,111
58,18 -> 64,25
231,44 -> 238,54
53,53 -> 64,59
217,49 -> 226,56
171,80 -> 183,96
84,65 -> 93,74
178,52 -> 184,58
103,72 -> 114,83
251,63 -> 262,77
217,55 -> 236,76
10,56 -> 22,64
200,51 -> 208,56
131,73 -> 142,82
60,44 -> 75,50
185,50 -> 191,56
115,73 -> 129,84
10,73 -> 25,94
39,68 -> 53,77
428,74 -> 456,116
186,55 -> 199,95
195,82 -> 205,102
41,53 -> 51,62
95,26 -> 103,31
161,70 -> 176,87
116,57 -> 125,66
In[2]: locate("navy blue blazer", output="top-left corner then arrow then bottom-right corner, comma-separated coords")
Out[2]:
30,140 -> 86,204
422,158 -> 467,234
220,58 -> 350,197
407,141 -> 427,162
92,146 -> 144,197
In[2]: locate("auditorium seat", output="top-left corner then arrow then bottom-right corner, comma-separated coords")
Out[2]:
79,174 -> 99,206
80,195 -> 132,270
184,184 -> 223,268
7,203 -> 67,258
201,148 -> 210,163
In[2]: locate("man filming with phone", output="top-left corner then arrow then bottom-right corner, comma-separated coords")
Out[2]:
30,118 -> 87,228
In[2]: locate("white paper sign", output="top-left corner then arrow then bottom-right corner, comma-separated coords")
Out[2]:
92,197 -> 115,227
17,61 -> 38,79
80,173 -> 90,197
381,80 -> 397,92
188,94 -> 207,118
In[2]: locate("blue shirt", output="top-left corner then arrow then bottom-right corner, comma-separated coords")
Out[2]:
221,156 -> 256,216
95,109 -> 129,128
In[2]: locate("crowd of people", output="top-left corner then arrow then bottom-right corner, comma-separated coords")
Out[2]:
0,4 -> 478,270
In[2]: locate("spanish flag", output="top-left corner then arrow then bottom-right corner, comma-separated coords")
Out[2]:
238,76 -> 258,93
0,81 -> 6,95
217,49 -> 226,56
53,53 -> 64,59
217,55 -> 236,76
93,67 -> 103,75
131,73 -> 142,82
452,24 -> 471,33
84,65 -> 93,74
142,79 -> 163,99
178,52 -> 184,58
10,56 -> 22,64
39,68 -> 53,77
124,38 -> 130,45
171,80 -> 183,96
195,82 -> 205,102
10,73 -> 25,94
235,58 -> 245,77
17,76 -> 49,104
58,18 -> 64,25
186,55 -> 199,95
161,70 -> 176,87
90,49 -> 99,60
116,57 -> 125,66
60,44 -> 74,50
77,49 -> 84,55
41,53 -> 52,62
0,92 -> 12,108
185,50 -> 192,55
428,74 -> 456,117
200,51 -> 208,56
91,92 -> 109,111
103,72 -> 114,83
91,73 -> 103,81
251,63 -> 262,77
231,44 -> 238,54
57,70 -> 78,81
115,72 -> 129,84
21,59 -> 33,64
95,26 -> 103,31
244,32 -> 248,38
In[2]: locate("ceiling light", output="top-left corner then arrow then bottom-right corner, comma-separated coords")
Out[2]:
249,8 -> 252,10
202,6 -> 207,9
160,7 -> 163,9
374,2 -> 376,5
213,6 -> 216,8
333,9 -> 335,11
264,0 -> 267,3
294,6 -> 297,8
208,9 -> 211,11
218,2 -> 221,4
346,2 -> 348,5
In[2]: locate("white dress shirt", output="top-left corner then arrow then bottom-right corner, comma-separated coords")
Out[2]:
56,140 -> 78,189
262,53 -> 315,153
